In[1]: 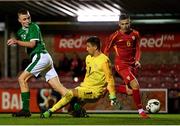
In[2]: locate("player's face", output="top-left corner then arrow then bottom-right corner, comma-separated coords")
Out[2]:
86,42 -> 96,56
119,19 -> 130,32
18,12 -> 31,28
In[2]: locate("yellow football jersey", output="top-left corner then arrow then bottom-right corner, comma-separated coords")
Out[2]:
80,53 -> 115,97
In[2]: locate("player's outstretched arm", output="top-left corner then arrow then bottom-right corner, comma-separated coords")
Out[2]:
102,61 -> 116,101
102,60 -> 122,109
7,38 -> 36,48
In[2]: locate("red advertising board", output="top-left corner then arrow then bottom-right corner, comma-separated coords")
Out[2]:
54,32 -> 110,52
140,33 -> 180,51
0,89 -> 39,112
0,88 -> 167,113
54,32 -> 180,52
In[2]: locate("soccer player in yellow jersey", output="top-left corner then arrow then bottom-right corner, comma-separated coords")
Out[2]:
41,36 -> 118,118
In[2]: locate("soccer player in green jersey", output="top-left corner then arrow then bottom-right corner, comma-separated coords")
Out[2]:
41,36 -> 119,118
7,9 -> 68,117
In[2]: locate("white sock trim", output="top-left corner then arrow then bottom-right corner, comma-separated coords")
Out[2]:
138,108 -> 144,114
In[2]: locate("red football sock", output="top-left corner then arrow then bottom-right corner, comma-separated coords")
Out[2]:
132,89 -> 143,109
116,85 -> 127,94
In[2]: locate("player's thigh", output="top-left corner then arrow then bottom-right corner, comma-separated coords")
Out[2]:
45,66 -> 58,82
117,68 -> 136,84
76,87 -> 101,100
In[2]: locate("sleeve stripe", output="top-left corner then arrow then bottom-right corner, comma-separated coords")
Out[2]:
30,38 -> 39,41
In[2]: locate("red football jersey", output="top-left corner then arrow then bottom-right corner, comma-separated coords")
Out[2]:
104,29 -> 141,69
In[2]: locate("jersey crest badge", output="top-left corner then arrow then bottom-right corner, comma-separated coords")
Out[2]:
132,36 -> 135,40
21,34 -> 26,40
126,76 -> 130,80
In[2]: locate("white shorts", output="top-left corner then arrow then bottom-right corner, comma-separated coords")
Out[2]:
25,53 -> 58,81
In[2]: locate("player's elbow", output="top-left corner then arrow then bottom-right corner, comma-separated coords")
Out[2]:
29,41 -> 36,48
29,44 -> 35,48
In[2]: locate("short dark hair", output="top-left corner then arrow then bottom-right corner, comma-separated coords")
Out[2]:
86,36 -> 101,51
119,13 -> 130,20
18,9 -> 29,16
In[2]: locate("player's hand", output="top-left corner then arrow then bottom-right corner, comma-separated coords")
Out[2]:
110,98 -> 123,110
7,38 -> 18,46
110,98 -> 118,106
109,94 -> 122,109
109,94 -> 116,106
135,61 -> 141,68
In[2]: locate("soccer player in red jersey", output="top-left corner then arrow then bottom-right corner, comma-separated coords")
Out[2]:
104,14 -> 149,119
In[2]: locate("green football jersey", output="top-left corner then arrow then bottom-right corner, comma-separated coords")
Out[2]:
16,22 -> 47,58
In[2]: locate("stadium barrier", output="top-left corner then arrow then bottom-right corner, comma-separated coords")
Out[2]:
0,88 -> 167,113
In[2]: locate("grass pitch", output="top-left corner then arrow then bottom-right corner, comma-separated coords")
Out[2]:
0,113 -> 179,125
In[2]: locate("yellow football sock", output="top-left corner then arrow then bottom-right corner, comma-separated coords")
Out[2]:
50,90 -> 73,112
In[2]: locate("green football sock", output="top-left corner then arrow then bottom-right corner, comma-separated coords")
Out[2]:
21,92 -> 30,112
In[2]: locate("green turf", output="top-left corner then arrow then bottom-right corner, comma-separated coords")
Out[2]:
0,113 -> 179,125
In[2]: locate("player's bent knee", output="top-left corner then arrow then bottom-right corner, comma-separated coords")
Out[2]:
130,79 -> 140,89
18,77 -> 25,84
